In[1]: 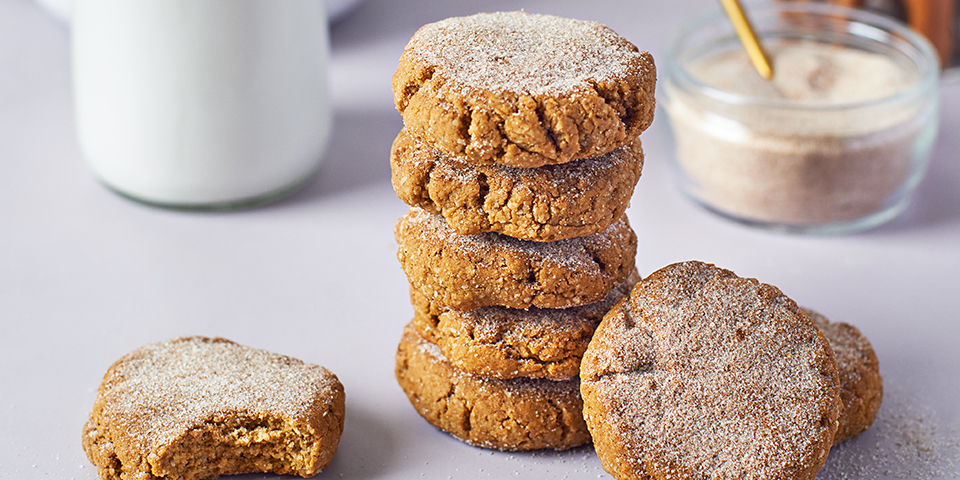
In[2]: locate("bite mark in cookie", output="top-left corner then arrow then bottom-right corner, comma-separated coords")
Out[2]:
82,337 -> 345,480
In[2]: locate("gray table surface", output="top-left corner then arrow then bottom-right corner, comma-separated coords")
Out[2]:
2,0 -> 959,478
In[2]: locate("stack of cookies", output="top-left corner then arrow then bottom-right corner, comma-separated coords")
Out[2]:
388,11 -> 657,451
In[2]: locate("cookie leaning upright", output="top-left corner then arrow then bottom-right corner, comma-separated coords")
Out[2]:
580,261 -> 843,480
82,337 -> 345,480
393,11 -> 656,169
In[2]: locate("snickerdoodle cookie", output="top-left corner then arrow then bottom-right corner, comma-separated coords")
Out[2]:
803,308 -> 883,444
395,322 -> 590,451
391,127 -> 644,242
411,268 -> 640,381
580,261 -> 842,480
82,337 -> 345,480
392,11 -> 656,168
395,207 -> 637,311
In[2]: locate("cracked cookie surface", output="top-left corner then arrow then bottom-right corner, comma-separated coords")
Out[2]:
395,207 -> 637,311
395,322 -> 590,451
392,11 -> 656,168
82,337 -> 345,480
803,308 -> 883,445
411,268 -> 639,381
580,261 -> 842,480
391,127 -> 644,242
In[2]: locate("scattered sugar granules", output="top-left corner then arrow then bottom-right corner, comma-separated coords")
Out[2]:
818,384 -> 960,479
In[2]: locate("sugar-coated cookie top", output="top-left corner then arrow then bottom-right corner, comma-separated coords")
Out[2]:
95,336 -> 341,449
581,261 -> 841,480
406,11 -> 651,94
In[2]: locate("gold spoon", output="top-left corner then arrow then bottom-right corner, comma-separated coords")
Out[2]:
719,0 -> 774,79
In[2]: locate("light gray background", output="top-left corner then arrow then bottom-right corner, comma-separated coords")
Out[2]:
2,0 -> 958,478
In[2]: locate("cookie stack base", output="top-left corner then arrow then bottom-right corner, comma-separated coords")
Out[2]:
395,323 -> 590,451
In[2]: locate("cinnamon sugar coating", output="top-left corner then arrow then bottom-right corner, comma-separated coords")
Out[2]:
81,337 -> 345,480
803,308 -> 883,444
392,11 -> 656,168
580,261 -> 842,480
411,268 -> 639,381
394,322 -> 590,451
391,127 -> 644,242
395,207 -> 638,310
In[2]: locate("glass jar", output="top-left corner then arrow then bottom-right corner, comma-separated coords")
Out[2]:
660,1 -> 940,233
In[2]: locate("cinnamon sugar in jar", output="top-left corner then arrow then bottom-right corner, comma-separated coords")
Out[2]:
661,2 -> 939,233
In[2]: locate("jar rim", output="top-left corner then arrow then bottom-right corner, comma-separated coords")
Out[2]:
661,1 -> 940,111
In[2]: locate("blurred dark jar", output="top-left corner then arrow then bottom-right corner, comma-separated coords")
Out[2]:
813,0 -> 959,69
